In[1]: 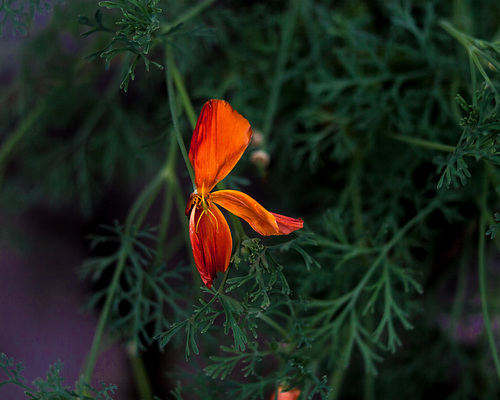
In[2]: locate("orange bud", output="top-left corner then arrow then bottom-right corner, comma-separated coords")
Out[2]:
269,386 -> 301,400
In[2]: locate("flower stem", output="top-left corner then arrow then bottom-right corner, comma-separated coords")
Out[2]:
83,242 -> 130,385
478,169 -> 500,384
165,45 -> 196,192
262,0 -> 301,137
171,62 -> 197,129
154,135 -> 178,264
217,262 -> 233,295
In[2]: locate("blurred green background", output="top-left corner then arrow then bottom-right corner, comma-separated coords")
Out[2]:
2,1 -> 500,399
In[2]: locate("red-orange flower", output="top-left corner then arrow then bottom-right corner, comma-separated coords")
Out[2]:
269,386 -> 301,400
185,100 -> 304,288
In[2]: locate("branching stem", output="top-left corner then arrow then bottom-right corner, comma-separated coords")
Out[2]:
83,157 -> 172,384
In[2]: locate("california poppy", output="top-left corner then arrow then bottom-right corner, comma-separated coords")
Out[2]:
185,99 -> 303,288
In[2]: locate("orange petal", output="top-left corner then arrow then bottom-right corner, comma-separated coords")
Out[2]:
185,193 -> 196,216
189,203 -> 232,288
269,386 -> 301,400
189,100 -> 252,194
211,190 -> 301,236
270,212 -> 304,234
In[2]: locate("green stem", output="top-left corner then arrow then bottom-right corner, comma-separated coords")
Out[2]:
125,168 -> 169,231
352,200 -> 438,304
363,372 -> 375,400
478,169 -> 500,384
449,239 -> 470,337
440,20 -> 498,100
440,20 -> 473,51
165,45 -> 196,191
388,133 -> 456,153
83,163 -> 169,384
172,62 -> 197,129
262,0 -> 301,136
161,0 -> 216,35
350,155 -> 375,400
83,242 -> 130,384
258,312 -> 289,338
128,348 -> 154,400
82,29 -> 200,390
217,262 -> 234,295
0,102 -> 45,186
155,134 -> 178,263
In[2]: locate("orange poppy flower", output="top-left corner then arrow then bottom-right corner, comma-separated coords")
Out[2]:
185,100 -> 304,288
269,386 -> 301,400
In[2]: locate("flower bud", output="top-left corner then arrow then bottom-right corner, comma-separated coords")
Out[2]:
251,150 -> 271,168
250,130 -> 265,147
269,386 -> 301,400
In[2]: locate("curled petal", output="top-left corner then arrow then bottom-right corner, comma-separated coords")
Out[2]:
185,193 -> 196,216
189,100 -> 253,194
270,212 -> 304,234
189,203 -> 232,288
212,190 -> 294,236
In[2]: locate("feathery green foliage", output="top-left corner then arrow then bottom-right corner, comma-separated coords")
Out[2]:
4,0 -> 500,399
0,0 -> 56,36
0,354 -> 116,399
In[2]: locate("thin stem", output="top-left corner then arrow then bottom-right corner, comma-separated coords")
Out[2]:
258,312 -> 289,338
388,133 -> 456,153
165,45 -> 196,191
0,101 -> 45,186
262,0 -> 301,137
161,0 -> 216,35
83,162 -> 170,384
440,20 -> 473,51
128,348 -> 154,400
449,238 -> 470,337
440,20 -> 499,100
352,200 -> 438,304
83,242 -> 130,384
172,62 -> 197,129
350,155 -> 375,400
155,134 -> 178,263
217,262 -> 234,295
478,169 -> 500,384
0,376 -> 33,392
125,168 -> 169,231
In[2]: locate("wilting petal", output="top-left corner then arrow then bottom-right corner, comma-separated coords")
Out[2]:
185,193 -> 196,216
211,190 -> 284,236
189,203 -> 232,288
270,212 -> 304,234
189,100 -> 252,194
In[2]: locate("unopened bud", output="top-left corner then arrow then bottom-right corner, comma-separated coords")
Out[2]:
269,386 -> 301,400
251,150 -> 271,168
250,130 -> 265,147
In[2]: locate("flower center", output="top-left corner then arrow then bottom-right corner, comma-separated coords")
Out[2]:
193,193 -> 219,232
